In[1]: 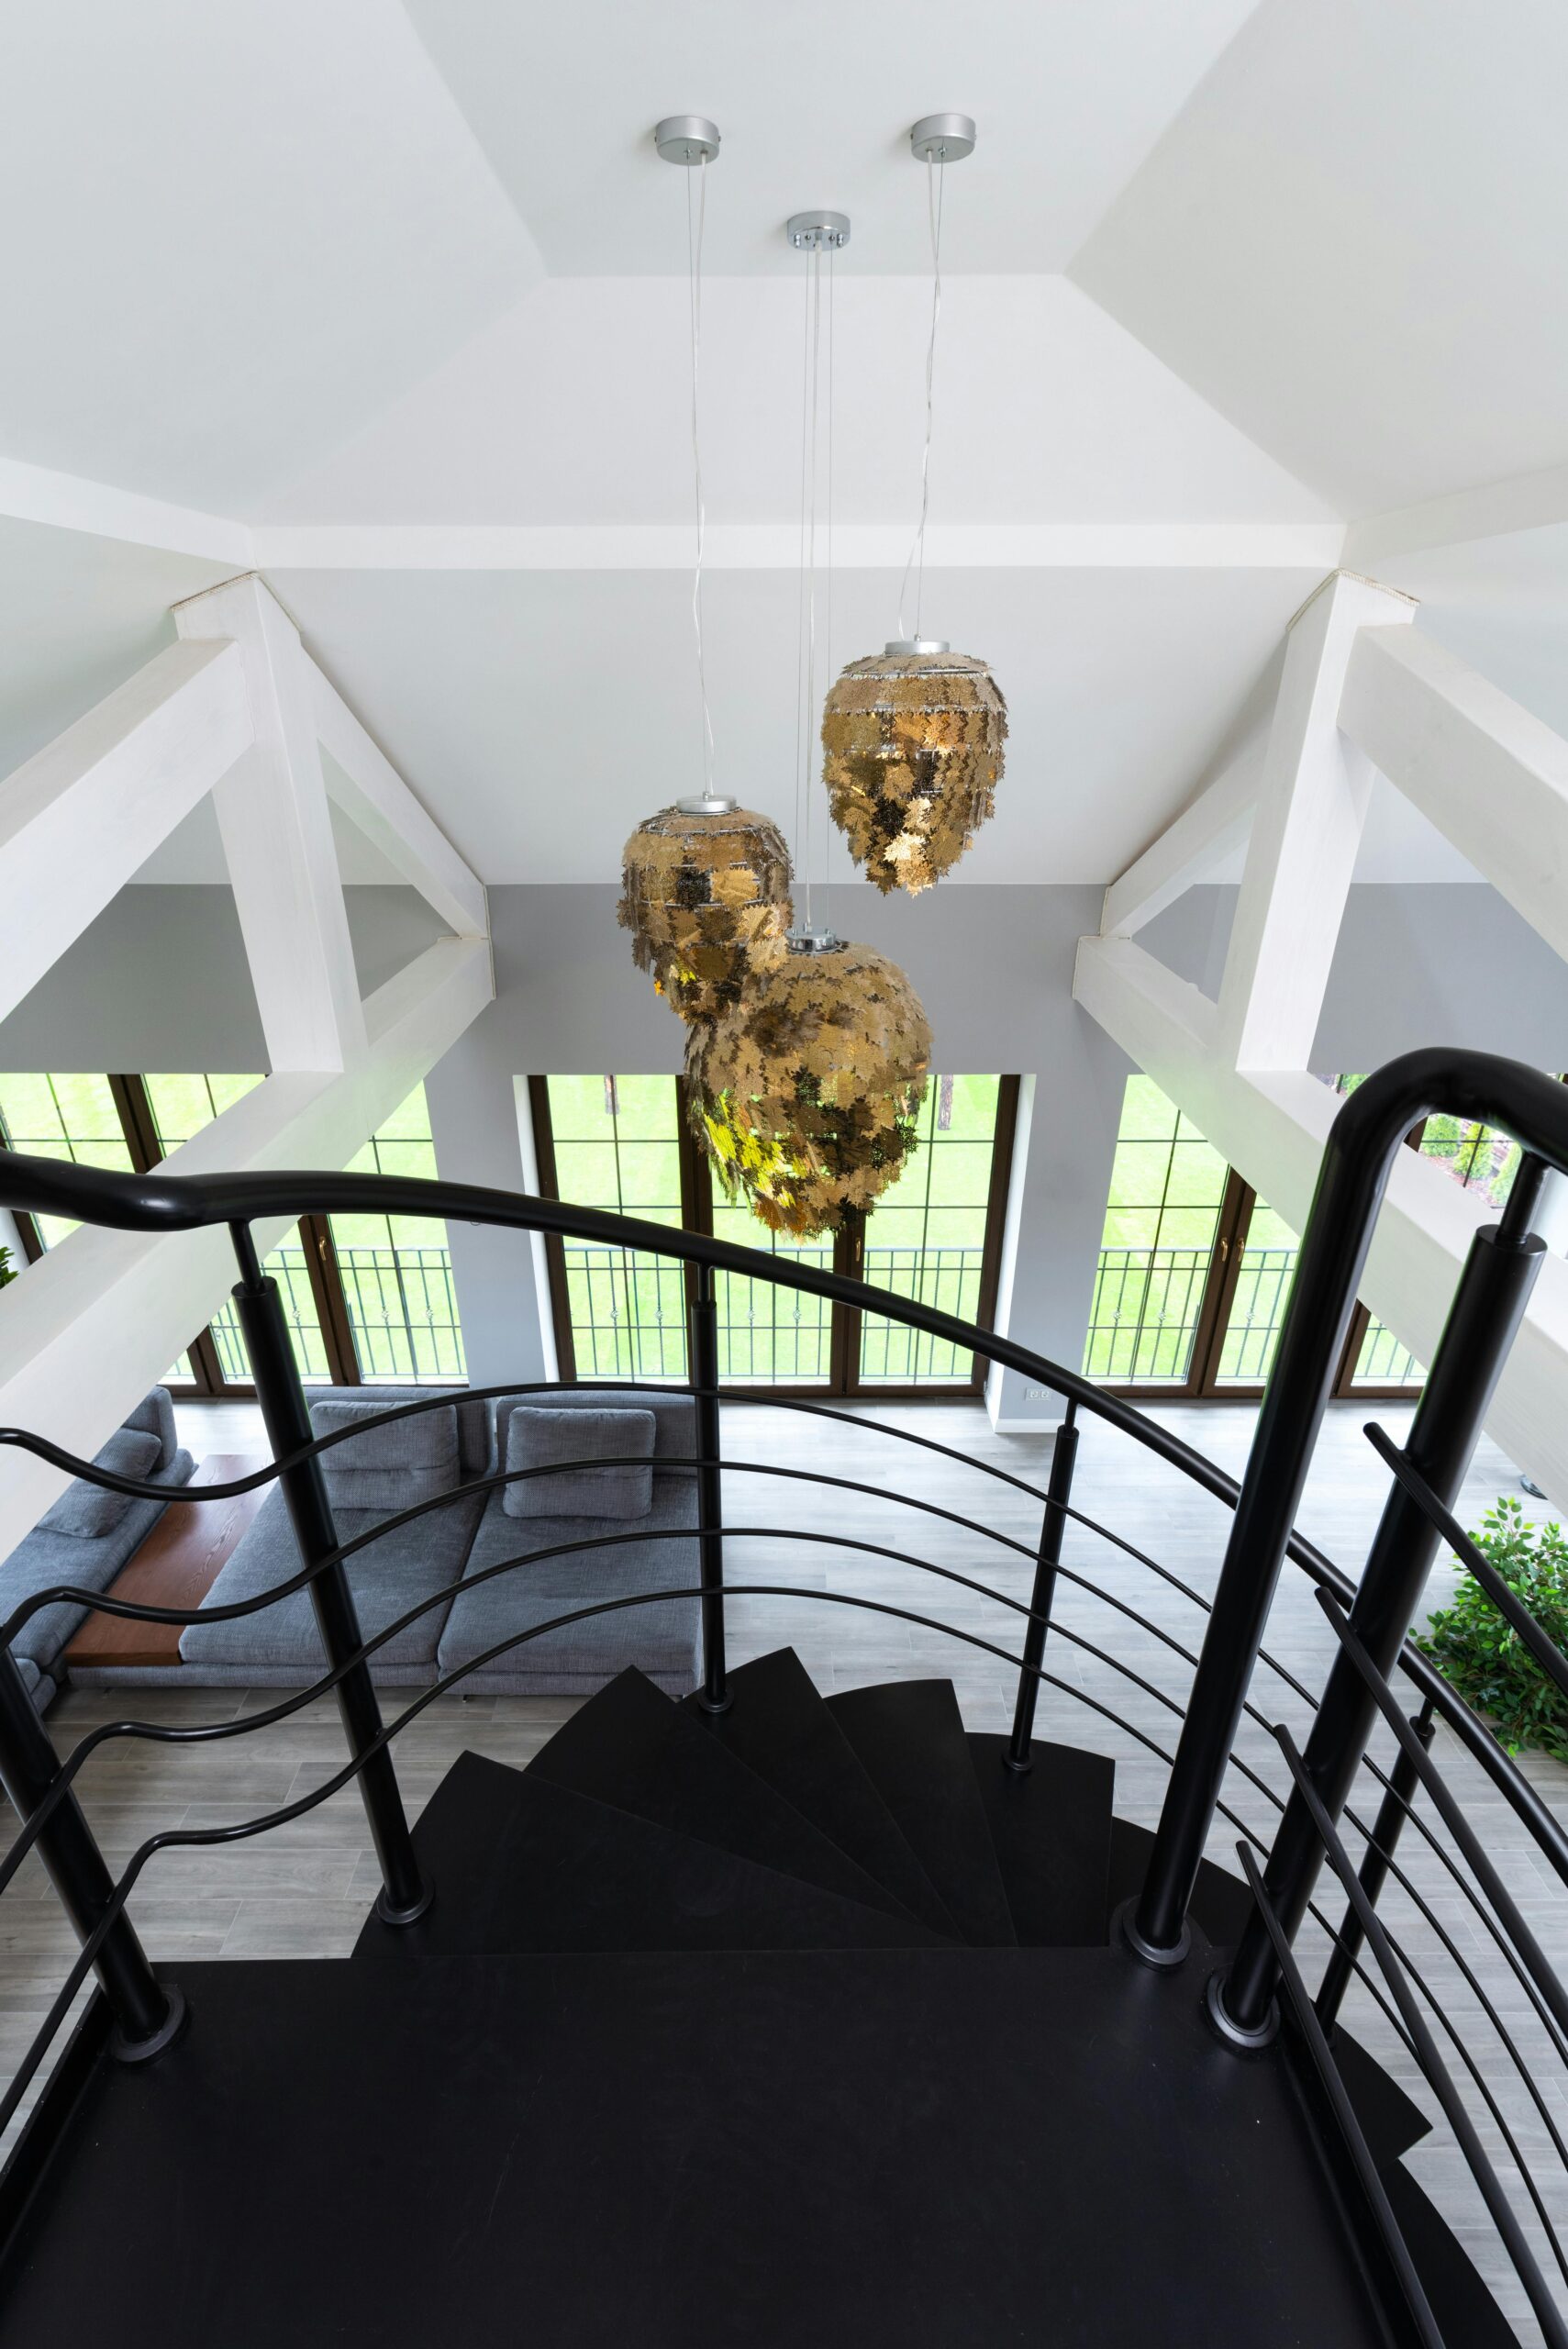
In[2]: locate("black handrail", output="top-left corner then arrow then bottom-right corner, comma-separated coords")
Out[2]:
1141,1050 -> 1568,1977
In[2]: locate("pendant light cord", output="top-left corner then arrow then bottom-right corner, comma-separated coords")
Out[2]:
897,150 -> 945,644
686,155 -> 715,795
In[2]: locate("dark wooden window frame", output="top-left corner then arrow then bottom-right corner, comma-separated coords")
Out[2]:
529,1073 -> 1019,1403
1100,1119 -> 1430,1406
0,1074 -> 361,1397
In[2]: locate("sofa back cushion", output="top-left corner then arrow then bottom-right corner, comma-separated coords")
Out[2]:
310,1398 -> 461,1515
489,1386 -> 696,1475
502,1406 -> 655,1520
122,1386 -> 177,1472
38,1427 -> 161,1539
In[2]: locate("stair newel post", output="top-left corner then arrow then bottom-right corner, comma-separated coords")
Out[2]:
228,1221 -> 430,1925
0,1645 -> 184,2060
1314,1698 -> 1435,2036
1214,1158 -> 1548,2043
688,1260 -> 730,1716
1006,1399 -> 1078,1774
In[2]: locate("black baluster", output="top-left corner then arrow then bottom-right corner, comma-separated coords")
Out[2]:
229,1222 -> 429,1923
1006,1399 -> 1078,1773
688,1261 -> 729,1714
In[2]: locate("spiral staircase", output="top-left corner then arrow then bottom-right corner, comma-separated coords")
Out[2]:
0,1050 -> 1566,2345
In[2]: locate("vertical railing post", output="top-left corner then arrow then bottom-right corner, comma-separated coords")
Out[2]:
1213,1164 -> 1548,2041
688,1260 -> 730,1715
229,1224 -> 429,1924
1006,1399 -> 1078,1773
0,1645 -> 183,2059
1314,1698 -> 1435,2035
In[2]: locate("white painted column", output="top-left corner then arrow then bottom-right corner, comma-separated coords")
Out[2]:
176,574 -> 366,1072
424,1019 -> 551,1390
1218,573 -> 1415,1070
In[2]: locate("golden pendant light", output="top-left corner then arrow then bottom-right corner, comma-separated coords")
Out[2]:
618,118 -> 794,1024
685,930 -> 931,1238
824,115 -> 1006,895
618,795 -> 793,1022
822,640 -> 1007,895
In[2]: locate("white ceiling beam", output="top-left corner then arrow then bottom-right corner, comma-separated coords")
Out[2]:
1100,709 -> 1265,939
310,656 -> 487,938
0,935 -> 490,1560
0,637 -> 252,1024
1344,462 -> 1568,571
1217,573 -> 1416,1069
1074,930 -> 1568,1504
250,522 -> 1346,573
176,574 -> 366,1073
0,454 -> 253,567
1340,622 -> 1568,965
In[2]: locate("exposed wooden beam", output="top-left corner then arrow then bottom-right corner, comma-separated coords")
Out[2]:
0,638 -> 253,1024
1344,462 -> 1568,571
310,657 -> 487,937
1340,622 -> 1568,964
0,454 -> 253,567
1101,706 -> 1267,939
176,575 -> 366,1073
1073,930 -> 1568,1500
1217,573 -> 1415,1069
0,936 -> 490,1559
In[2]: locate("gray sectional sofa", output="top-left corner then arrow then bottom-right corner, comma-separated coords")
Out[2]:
0,1388 -> 195,1710
173,1385 -> 701,1698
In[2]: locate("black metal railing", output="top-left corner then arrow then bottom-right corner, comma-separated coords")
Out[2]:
0,1047 -> 1565,2337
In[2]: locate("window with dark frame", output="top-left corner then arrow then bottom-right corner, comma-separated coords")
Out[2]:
0,1074 -> 466,1396
530,1073 -> 1018,1398
1086,1071 -> 1564,1401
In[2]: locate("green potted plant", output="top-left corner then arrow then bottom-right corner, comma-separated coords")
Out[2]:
1417,1495 -> 1568,1761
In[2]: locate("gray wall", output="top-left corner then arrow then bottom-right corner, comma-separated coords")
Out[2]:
0,886 -> 449,1072
7,876 -> 1566,1416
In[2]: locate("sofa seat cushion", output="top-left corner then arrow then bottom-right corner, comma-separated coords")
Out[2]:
179,1484 -> 484,1677
39,1427 -> 162,1539
502,1406 -> 656,1520
312,1397 -> 461,1515
436,1484 -> 699,1691
0,1434 -> 194,1678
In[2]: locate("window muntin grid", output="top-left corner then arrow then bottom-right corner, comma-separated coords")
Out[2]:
1084,1076 -> 1230,1384
858,1074 -> 1003,1385
332,1084 -> 465,1384
544,1075 -> 688,1382
142,1073 -> 331,1383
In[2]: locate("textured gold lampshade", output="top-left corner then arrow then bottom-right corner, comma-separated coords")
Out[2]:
821,643 -> 1007,894
686,937 -> 931,1237
617,800 -> 794,1023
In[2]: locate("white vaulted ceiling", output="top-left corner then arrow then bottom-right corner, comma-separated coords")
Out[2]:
1,0 -> 1565,893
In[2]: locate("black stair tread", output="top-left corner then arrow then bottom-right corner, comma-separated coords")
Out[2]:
351,1752 -> 944,1957
1325,2025 -> 1431,2174
1106,1822 -> 1432,2179
1381,2165 -> 1519,2349
527,1665 -> 924,1924
1106,1817 -> 1255,1947
965,1731 -> 1116,1945
0,1947 -> 1397,2348
826,1680 -> 1017,1946
684,1648 -> 959,1939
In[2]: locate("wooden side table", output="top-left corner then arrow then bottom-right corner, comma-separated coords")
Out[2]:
62,1454 -> 270,1672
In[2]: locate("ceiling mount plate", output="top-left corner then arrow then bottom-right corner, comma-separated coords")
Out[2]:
910,113 -> 976,163
654,116 -> 720,165
786,210 -> 851,251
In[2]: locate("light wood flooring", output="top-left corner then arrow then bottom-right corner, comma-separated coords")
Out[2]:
3,1390 -> 1563,2336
